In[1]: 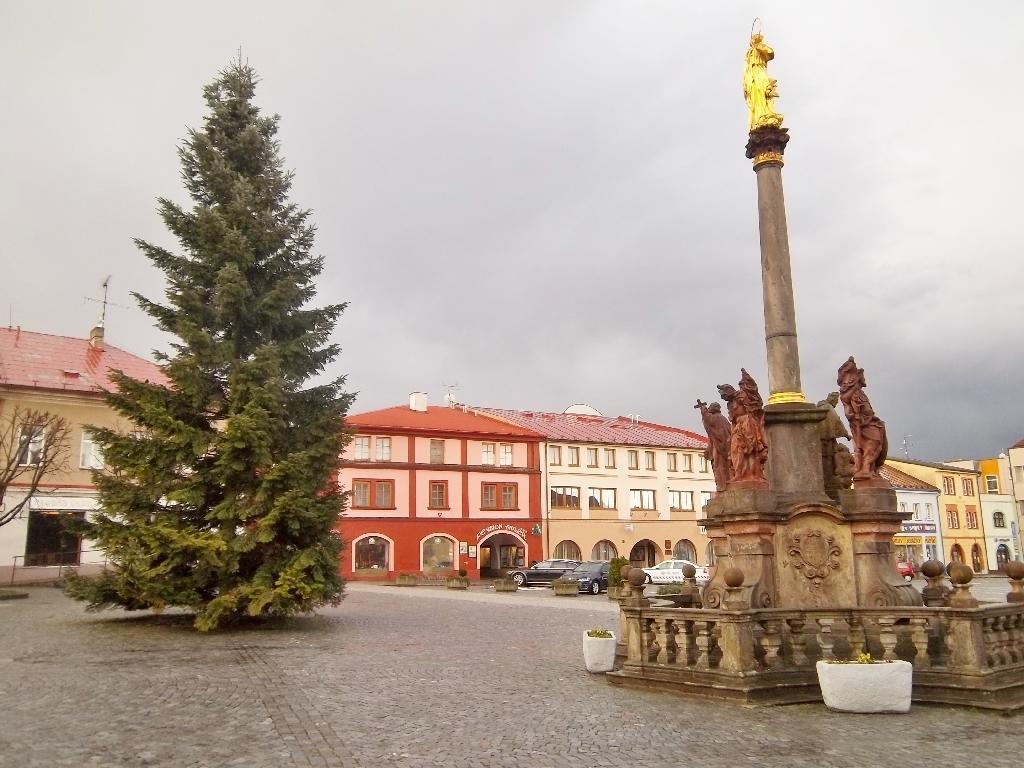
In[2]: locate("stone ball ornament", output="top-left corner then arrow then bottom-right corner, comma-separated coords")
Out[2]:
620,565 -> 633,582
1004,560 -> 1024,580
681,563 -> 696,579
948,563 -> 974,585
627,568 -> 647,588
723,567 -> 745,588
920,560 -> 945,579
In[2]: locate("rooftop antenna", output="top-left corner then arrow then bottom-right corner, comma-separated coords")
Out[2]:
902,434 -> 913,459
442,382 -> 459,408
84,276 -> 130,318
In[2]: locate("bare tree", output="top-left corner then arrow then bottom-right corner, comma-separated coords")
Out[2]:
0,406 -> 72,528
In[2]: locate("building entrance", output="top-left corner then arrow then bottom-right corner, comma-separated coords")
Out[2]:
478,532 -> 526,577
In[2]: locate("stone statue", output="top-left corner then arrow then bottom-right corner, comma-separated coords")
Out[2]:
695,399 -> 732,491
837,357 -> 889,483
743,31 -> 784,131
717,369 -> 768,486
817,392 -> 852,496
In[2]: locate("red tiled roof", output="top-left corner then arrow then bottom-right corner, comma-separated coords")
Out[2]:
0,327 -> 165,395
1012,437 -> 1024,449
347,405 -> 543,438
880,463 -> 939,492
477,407 -> 707,448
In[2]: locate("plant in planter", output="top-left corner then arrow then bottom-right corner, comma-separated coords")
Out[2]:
552,575 -> 579,596
583,628 -> 616,672
607,556 -> 629,599
446,571 -> 470,590
815,652 -> 912,713
493,573 -> 519,592
395,573 -> 418,587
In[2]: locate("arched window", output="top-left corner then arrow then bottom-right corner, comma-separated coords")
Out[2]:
673,539 -> 697,562
422,536 -> 455,571
993,511 -> 1006,528
996,544 -> 1011,570
705,541 -> 716,567
950,544 -> 965,564
971,544 -> 984,573
354,536 -> 389,571
591,539 -> 618,561
553,540 -> 582,561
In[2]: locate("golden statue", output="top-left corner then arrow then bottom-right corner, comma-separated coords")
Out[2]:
743,30 -> 784,131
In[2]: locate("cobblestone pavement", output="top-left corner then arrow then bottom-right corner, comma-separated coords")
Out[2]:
1,584 -> 1020,768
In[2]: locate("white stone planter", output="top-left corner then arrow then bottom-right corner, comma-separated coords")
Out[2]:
583,633 -> 617,673
815,660 -> 912,713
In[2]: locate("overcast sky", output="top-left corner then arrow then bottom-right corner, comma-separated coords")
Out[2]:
1,1 -> 1021,461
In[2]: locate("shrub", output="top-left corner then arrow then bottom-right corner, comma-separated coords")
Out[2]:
656,582 -> 686,595
608,557 -> 629,588
457,568 -> 468,578
587,629 -> 613,638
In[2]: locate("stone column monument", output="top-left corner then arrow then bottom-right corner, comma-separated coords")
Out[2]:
699,29 -> 919,611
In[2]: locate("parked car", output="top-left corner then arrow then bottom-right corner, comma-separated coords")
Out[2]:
561,561 -> 610,594
896,561 -> 915,581
640,559 -> 710,586
507,559 -> 580,587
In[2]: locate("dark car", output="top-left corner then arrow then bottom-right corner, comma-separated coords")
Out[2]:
562,561 -> 610,594
507,559 -> 580,586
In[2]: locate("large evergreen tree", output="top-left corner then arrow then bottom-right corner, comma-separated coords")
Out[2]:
66,61 -> 352,630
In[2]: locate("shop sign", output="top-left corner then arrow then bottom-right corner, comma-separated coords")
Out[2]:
30,495 -> 98,511
924,536 -> 937,544
893,536 -> 922,545
901,523 -> 936,533
476,524 -> 528,541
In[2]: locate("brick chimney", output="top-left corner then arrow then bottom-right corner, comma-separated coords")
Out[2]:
89,322 -> 105,349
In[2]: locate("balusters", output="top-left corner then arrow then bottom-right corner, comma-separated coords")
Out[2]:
877,615 -> 898,661
655,617 -> 675,664
816,617 -> 836,661
641,617 -> 658,663
759,618 -> 783,669
847,615 -> 866,658
909,616 -> 931,668
787,617 -> 808,667
694,620 -> 713,670
674,618 -> 695,668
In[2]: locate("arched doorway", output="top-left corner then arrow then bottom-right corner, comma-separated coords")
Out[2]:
971,544 -> 984,573
591,539 -> 618,560
352,534 -> 391,574
673,539 -> 696,562
950,544 -> 965,564
478,532 -> 526,577
553,540 -> 581,561
629,539 -> 658,568
996,544 -> 1011,571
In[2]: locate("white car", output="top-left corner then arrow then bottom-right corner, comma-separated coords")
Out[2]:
641,559 -> 710,585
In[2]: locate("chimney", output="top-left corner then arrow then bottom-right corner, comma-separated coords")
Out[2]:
89,322 -> 105,349
409,391 -> 427,412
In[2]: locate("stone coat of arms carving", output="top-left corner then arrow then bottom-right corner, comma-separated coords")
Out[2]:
786,530 -> 841,586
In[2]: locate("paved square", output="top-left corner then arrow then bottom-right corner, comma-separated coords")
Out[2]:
0,584 -> 1019,767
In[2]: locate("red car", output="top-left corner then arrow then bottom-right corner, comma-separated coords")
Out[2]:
896,561 -> 915,581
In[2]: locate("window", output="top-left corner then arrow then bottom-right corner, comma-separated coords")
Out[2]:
429,439 -> 445,464
482,482 -> 518,510
993,510 -> 1006,528
79,434 -> 104,470
630,489 -> 655,510
553,540 -> 582,560
946,506 -> 960,529
925,503 -> 933,520
17,428 -> 45,466
965,506 -> 978,529
499,443 -> 513,467
942,476 -> 955,495
698,456 -> 709,473
428,480 -> 448,509
985,475 -> 998,493
673,540 -> 696,561
912,503 -> 921,520
352,436 -> 370,460
679,453 -> 692,472
700,492 -> 712,509
705,541 -> 716,567
1016,466 -> 1024,483
592,539 -> 618,560
352,479 -> 395,509
962,477 -> 975,496
604,448 -> 616,468
588,488 -> 616,509
669,490 -> 694,510
644,451 -> 656,470
375,437 -> 391,462
24,510 -> 83,566
628,450 -> 639,470
550,486 -> 580,508
567,446 -> 580,467
355,536 -> 388,571
586,447 -> 598,467
898,502 -> 907,513
548,445 -> 562,466
423,536 -> 454,571
667,453 -> 677,472
481,442 -> 496,465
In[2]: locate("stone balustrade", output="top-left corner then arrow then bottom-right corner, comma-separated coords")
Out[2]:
610,562 -> 1024,710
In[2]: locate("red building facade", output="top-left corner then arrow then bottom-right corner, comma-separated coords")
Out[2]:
338,394 -> 544,580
